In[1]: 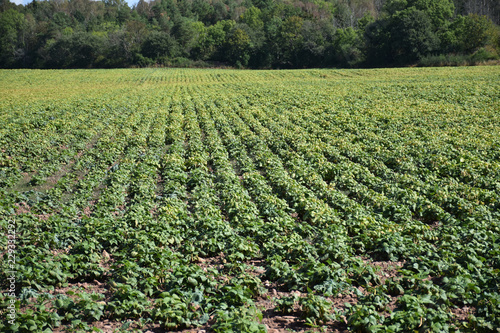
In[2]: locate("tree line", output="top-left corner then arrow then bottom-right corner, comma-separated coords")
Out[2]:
1,0 -> 499,69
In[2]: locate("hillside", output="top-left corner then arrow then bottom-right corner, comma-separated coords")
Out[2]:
0,0 -> 499,68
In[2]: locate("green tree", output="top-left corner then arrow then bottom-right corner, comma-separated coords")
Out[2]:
389,8 -> 439,63
332,27 -> 364,67
192,0 -> 213,25
240,6 -> 263,30
193,20 -> 229,60
141,31 -> 179,61
207,0 -> 228,25
298,20 -> 330,68
103,20 -> 146,67
0,8 -> 25,67
0,0 -> 16,13
449,14 -> 497,53
45,32 -> 105,68
384,0 -> 454,29
279,15 -> 304,67
224,27 -> 251,67
172,17 -> 200,55
334,1 -> 354,28
263,16 -> 283,66
365,7 -> 439,65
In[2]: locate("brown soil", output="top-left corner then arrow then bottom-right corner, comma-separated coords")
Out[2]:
451,305 -> 476,322
14,201 -> 53,220
369,260 -> 405,285
14,201 -> 31,215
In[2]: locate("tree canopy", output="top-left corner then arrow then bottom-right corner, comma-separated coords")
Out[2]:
0,0 -> 499,68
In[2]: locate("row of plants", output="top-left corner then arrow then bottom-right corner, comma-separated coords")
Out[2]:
1,67 -> 499,332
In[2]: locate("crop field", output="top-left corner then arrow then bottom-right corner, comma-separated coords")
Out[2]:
0,67 -> 499,332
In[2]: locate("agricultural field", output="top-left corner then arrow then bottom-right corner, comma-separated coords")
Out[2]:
0,67 -> 499,332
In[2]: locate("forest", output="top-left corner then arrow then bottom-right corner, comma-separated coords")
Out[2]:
0,0 -> 499,69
